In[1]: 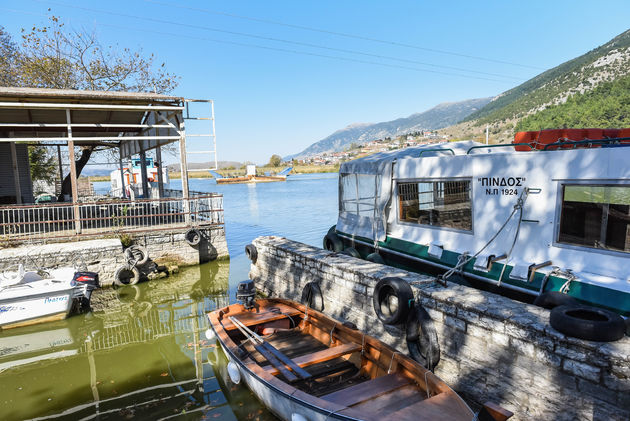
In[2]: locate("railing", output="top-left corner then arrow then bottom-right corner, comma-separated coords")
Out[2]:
0,193 -> 224,243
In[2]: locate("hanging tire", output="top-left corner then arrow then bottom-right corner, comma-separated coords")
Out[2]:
323,232 -> 343,252
245,244 -> 258,263
366,252 -> 385,264
340,247 -> 361,258
533,291 -> 579,309
406,305 -> 440,371
124,245 -> 149,266
372,277 -> 414,325
114,265 -> 141,286
550,305 -> 626,342
300,281 -> 324,311
185,228 -> 202,246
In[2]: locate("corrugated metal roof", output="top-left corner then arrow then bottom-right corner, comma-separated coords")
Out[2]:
0,86 -> 182,102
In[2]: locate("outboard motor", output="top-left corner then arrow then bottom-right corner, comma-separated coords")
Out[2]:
73,271 -> 100,289
236,279 -> 256,310
72,271 -> 99,313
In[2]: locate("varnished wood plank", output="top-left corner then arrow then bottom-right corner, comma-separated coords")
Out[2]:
253,343 -> 298,382
263,342 -> 361,376
350,384 -> 424,414
321,372 -> 412,406
478,402 -> 514,421
385,391 -> 471,421
222,306 -> 302,331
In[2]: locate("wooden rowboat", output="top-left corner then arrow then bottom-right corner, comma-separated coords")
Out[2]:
208,298 -> 512,421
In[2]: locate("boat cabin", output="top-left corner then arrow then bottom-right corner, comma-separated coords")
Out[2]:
330,132 -> 630,316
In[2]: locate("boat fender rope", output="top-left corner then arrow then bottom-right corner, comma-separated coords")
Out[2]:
329,323 -> 336,346
424,371 -> 432,399
361,332 -> 365,356
387,352 -> 400,374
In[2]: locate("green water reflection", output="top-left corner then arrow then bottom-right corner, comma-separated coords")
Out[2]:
0,261 -> 274,421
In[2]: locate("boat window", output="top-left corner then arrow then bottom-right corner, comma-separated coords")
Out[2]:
398,180 -> 472,230
558,185 -> 630,253
340,174 -> 379,216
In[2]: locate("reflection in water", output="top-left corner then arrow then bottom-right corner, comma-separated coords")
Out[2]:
0,261 -> 273,420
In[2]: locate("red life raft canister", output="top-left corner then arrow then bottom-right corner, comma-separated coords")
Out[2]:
513,128 -> 630,151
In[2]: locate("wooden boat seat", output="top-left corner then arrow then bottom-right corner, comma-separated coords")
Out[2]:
263,342 -> 361,376
382,391 -> 464,420
321,372 -> 413,406
222,303 -> 302,331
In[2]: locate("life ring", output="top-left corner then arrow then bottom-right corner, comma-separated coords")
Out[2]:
245,244 -> 258,263
124,245 -> 149,266
300,281 -> 324,311
114,265 -> 141,286
117,285 -> 141,303
533,291 -> 578,309
323,232 -> 344,252
372,277 -> 414,325
340,247 -> 361,258
185,228 -> 202,246
550,305 -> 626,342
366,252 -> 385,264
406,304 -> 440,371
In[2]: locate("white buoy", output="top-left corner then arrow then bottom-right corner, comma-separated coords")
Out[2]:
227,361 -> 241,384
204,328 -> 215,340
291,413 -> 308,421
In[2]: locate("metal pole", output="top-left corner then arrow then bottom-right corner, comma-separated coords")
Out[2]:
140,149 -> 149,198
156,142 -> 164,198
119,147 -> 126,199
66,109 -> 81,234
179,117 -> 191,225
57,145 -> 63,195
9,139 -> 22,204
211,100 -> 218,171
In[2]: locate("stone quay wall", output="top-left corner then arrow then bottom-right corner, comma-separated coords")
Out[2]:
248,236 -> 630,421
0,226 -> 228,286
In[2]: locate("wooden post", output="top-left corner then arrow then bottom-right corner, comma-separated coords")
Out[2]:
9,140 -> 22,204
66,109 -> 81,234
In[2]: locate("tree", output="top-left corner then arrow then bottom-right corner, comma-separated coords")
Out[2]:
267,154 -> 283,167
1,15 -> 179,201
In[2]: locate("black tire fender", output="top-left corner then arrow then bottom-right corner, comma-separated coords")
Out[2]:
372,277 -> 414,325
185,228 -> 202,246
300,281 -> 324,311
406,305 -> 440,371
124,245 -> 149,266
245,244 -> 258,263
366,252 -> 385,264
550,305 -> 626,342
533,291 -> 579,309
114,265 -> 141,286
340,247 -> 361,258
323,232 -> 344,252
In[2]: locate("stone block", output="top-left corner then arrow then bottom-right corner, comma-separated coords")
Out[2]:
563,358 -> 601,383
444,315 -> 466,332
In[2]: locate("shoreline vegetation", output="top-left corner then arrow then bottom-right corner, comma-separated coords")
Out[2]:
85,164 -> 339,182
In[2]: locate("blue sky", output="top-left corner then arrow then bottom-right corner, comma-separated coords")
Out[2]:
1,0 -> 630,165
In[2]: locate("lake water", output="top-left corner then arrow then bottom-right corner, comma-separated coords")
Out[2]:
0,173 -> 339,420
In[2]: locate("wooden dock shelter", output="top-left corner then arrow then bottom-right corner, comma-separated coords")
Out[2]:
0,87 -> 222,243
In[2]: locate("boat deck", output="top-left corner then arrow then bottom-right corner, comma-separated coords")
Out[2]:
242,328 -> 370,397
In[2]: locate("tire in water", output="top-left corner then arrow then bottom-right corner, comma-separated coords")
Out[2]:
124,245 -> 149,265
323,232 -> 343,252
185,228 -> 202,246
245,244 -> 258,263
114,265 -> 141,286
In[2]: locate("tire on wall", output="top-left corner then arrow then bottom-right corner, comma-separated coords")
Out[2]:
372,277 -> 414,325
323,232 -> 343,252
245,244 -> 258,263
550,305 -> 626,342
406,304 -> 440,371
185,228 -> 202,246
124,245 -> 149,266
300,281 -> 324,311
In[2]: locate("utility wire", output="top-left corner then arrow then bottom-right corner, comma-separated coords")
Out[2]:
144,0 -> 545,71
29,0 -> 524,82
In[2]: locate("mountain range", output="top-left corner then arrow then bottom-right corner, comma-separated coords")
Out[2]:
290,28 -> 630,157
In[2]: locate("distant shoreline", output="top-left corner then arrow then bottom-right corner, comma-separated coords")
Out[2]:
84,165 -> 338,182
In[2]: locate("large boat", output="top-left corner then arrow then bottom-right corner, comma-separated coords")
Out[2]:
0,266 -> 98,329
324,129 -> 630,318
208,289 -> 511,421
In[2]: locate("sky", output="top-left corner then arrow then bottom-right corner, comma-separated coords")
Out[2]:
1,0 -> 630,165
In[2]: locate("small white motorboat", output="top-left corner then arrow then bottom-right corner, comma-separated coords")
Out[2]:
0,265 -> 98,330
